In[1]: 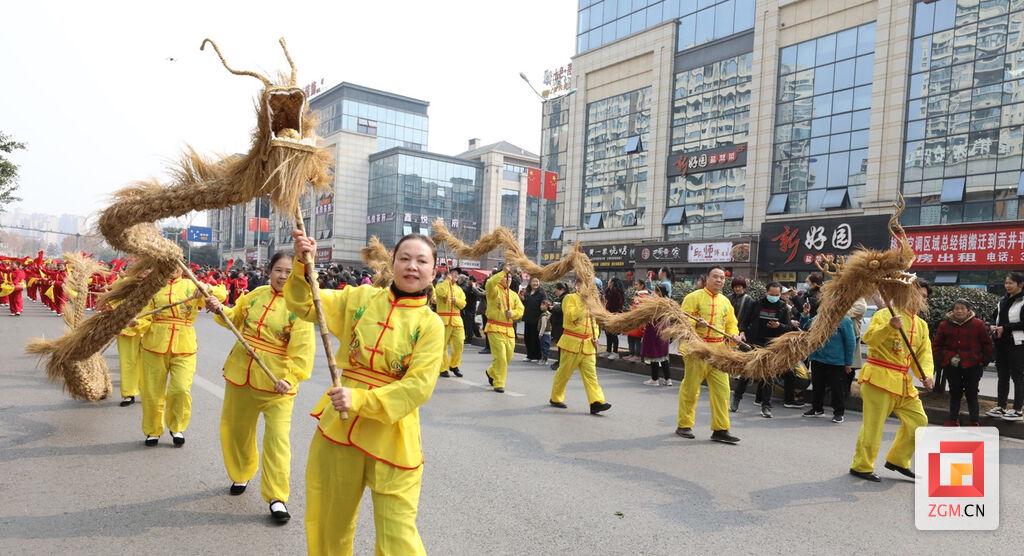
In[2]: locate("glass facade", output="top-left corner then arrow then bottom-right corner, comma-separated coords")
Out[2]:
232,203 -> 246,249
317,98 -> 428,151
541,93 -> 571,260
583,87 -> 652,230
901,0 -> 1024,226
500,189 -> 520,233
666,51 -> 753,240
770,22 -> 876,214
367,151 -> 483,248
576,0 -> 755,54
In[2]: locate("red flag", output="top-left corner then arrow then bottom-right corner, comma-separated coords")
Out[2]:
248,217 -> 269,232
526,168 -> 541,197
543,171 -> 558,201
225,259 -> 234,272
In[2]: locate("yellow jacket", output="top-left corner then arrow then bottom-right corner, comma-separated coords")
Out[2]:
434,278 -> 466,328
557,293 -> 599,355
859,308 -> 934,397
679,288 -> 738,353
215,285 -> 315,394
483,270 -> 524,338
285,261 -> 444,470
138,278 -> 224,355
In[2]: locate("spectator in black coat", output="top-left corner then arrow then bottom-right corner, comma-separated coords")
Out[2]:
732,282 -> 794,417
462,274 -> 481,341
521,277 -> 548,362
548,283 -> 568,369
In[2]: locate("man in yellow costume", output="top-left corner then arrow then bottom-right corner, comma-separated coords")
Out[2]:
676,267 -> 741,444
435,268 -> 466,378
549,278 -> 611,414
849,286 -> 934,482
483,265 -> 524,393
117,318 -> 144,407
209,251 -> 314,523
289,231 -> 444,555
135,268 -> 226,446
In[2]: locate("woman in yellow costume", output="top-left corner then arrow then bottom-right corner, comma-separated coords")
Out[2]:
134,267 -> 226,447
287,230 -> 443,555
435,268 -> 466,378
483,265 -> 524,393
849,284 -> 934,482
204,251 -> 314,523
549,277 -> 611,414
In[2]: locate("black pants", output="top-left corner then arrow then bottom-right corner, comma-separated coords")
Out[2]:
627,336 -> 642,356
524,320 -> 541,360
947,365 -> 984,422
734,378 -> 772,407
649,360 -> 670,380
783,370 -> 802,404
606,332 -> 619,353
810,361 -> 847,416
462,312 -> 480,340
996,343 -> 1024,410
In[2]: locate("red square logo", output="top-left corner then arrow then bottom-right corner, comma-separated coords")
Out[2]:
928,441 -> 985,498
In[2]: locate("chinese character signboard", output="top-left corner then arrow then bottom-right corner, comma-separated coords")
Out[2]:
688,242 -> 733,263
898,224 -> 1024,268
315,247 -> 333,263
541,64 -> 573,98
582,243 -> 635,269
186,226 -> 212,243
759,215 -> 892,271
667,144 -> 748,177
636,242 -> 687,265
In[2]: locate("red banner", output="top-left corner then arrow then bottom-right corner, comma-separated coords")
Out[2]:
543,171 -> 558,201
526,168 -> 541,197
248,217 -> 269,232
897,225 -> 1024,268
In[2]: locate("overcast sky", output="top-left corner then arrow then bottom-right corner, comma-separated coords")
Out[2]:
1,1 -> 576,224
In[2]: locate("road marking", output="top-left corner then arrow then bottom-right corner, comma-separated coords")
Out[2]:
193,374 -> 225,399
450,377 -> 525,397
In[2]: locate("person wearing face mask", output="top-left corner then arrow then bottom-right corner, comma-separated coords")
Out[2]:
483,264 -> 525,393
988,271 -> 1024,420
435,268 -> 467,378
205,252 -> 315,523
675,266 -> 742,444
732,282 -> 793,418
288,231 -> 444,555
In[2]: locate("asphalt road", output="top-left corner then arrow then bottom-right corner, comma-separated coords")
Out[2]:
1,298 -> 1021,554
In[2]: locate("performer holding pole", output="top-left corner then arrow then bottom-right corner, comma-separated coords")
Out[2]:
549,276 -> 611,414
849,284 -> 934,482
436,268 -> 467,378
287,230 -> 443,555
205,251 -> 314,523
483,264 -> 524,393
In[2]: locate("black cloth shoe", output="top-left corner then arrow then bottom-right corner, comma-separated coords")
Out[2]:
119,396 -> 135,407
440,371 -> 451,378
479,348 -> 491,354
171,432 -> 185,447
486,372 -> 494,386
269,500 -> 290,523
884,461 -> 916,479
675,427 -> 695,438
589,401 -> 611,414
710,430 -> 740,444
144,436 -> 158,447
452,367 -> 463,377
849,468 -> 881,482
229,482 -> 248,495
550,360 -> 559,370
494,387 -> 505,393
549,400 -> 567,408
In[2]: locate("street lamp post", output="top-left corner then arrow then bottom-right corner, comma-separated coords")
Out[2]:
519,72 -> 547,265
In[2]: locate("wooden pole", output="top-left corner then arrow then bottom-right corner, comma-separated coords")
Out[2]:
174,260 -> 279,385
293,209 -> 347,419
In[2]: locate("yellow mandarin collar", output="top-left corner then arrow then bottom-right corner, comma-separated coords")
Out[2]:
386,288 -> 429,308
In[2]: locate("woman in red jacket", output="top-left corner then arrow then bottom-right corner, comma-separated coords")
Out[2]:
932,299 -> 994,426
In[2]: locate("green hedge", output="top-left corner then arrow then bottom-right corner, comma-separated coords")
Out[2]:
925,286 -> 1000,332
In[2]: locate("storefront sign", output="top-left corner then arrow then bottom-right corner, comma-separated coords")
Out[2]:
759,214 -> 892,271
315,247 -> 333,263
772,271 -> 797,282
898,225 -> 1024,268
366,212 -> 395,225
688,242 -> 733,263
637,243 -> 686,265
668,144 -> 748,177
542,64 -> 573,98
582,243 -> 634,268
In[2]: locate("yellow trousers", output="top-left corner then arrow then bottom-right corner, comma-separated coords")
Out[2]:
117,335 -> 142,397
140,350 -> 197,437
441,326 -> 465,371
550,351 -> 605,405
305,433 -> 425,556
486,333 -> 515,388
220,383 -> 295,503
850,382 -> 928,472
677,354 -> 731,431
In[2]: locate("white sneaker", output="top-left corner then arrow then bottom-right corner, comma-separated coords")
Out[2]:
987,406 -> 1007,417
658,378 -> 667,386
1002,409 -> 1023,421
606,353 -> 618,360
643,379 -> 659,386
665,379 -> 673,386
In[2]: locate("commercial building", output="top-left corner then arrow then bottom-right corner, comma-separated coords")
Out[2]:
558,0 -> 1024,290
